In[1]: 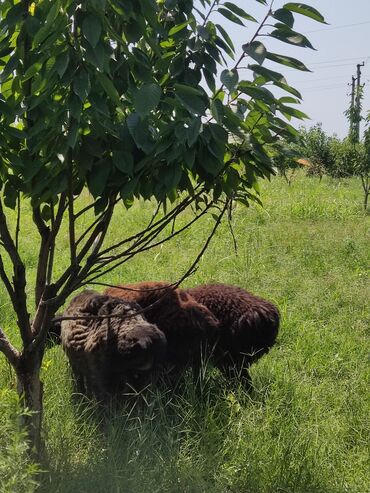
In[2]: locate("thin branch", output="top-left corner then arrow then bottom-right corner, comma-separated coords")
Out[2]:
33,193 -> 66,306
227,200 -> 238,255
53,197 -> 116,306
33,206 -> 51,306
0,326 -> 20,368
15,193 -> 21,253
83,200 -> 213,285
67,164 -> 77,269
0,254 -> 15,302
46,203 -> 56,285
202,0 -> 218,27
97,193 -> 195,258
86,280 -> 182,292
211,2 -> 273,103
74,196 -> 120,249
172,198 -> 229,288
53,200 -> 228,331
0,199 -> 32,345
28,284 -> 57,352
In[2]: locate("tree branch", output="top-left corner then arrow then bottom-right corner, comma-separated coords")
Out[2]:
83,199 -> 213,284
15,193 -> 21,253
33,206 -> 51,306
27,284 -> 58,352
0,326 -> 20,368
68,165 -> 77,269
33,193 -> 67,306
0,199 -> 32,345
0,254 -> 15,300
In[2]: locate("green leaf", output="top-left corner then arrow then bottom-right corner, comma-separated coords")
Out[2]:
221,69 -> 239,92
3,182 -> 18,210
223,3 -> 257,22
238,82 -> 276,104
120,176 -> 139,200
198,151 -> 223,177
273,8 -> 294,27
96,73 -> 120,105
89,92 -> 110,117
133,83 -> 161,117
218,7 -> 244,26
67,119 -> 79,148
168,21 -> 189,36
55,52 -> 70,78
279,104 -> 309,120
162,164 -> 183,190
186,118 -> 202,147
216,24 -> 235,53
2,3 -> 23,29
273,80 -> 302,99
23,62 -> 43,82
210,99 -> 224,124
87,160 -> 112,197
174,86 -> 206,116
85,42 -> 105,71
73,69 -> 90,102
250,64 -> 287,84
242,41 -> 266,65
279,96 -> 300,104
265,52 -> 310,71
270,26 -> 315,49
173,83 -> 204,97
0,98 -> 12,116
41,204 -> 52,222
82,14 -> 102,48
33,1 -> 61,47
112,151 -> 134,175
283,3 -> 327,23
127,113 -> 155,153
0,55 -> 18,83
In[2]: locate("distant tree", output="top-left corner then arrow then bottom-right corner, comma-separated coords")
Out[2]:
271,138 -> 302,185
0,0 -> 325,459
298,124 -> 336,179
328,138 -> 364,178
343,71 -> 369,208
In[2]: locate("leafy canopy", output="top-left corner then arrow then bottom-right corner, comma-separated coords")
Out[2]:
0,0 -> 325,213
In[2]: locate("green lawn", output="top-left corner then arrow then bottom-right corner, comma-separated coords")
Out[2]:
1,174 -> 369,493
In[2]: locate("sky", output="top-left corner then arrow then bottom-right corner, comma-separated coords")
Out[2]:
207,0 -> 370,139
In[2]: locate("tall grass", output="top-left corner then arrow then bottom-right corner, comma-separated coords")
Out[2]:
0,174 -> 369,492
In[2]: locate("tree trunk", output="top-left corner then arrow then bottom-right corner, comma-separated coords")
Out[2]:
16,349 -> 45,462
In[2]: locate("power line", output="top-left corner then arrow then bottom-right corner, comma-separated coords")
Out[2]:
307,56 -> 370,66
284,62 -> 367,73
304,20 -> 370,34
302,83 -> 348,92
289,74 -> 351,85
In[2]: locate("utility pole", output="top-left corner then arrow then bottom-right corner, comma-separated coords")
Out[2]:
349,75 -> 356,139
355,62 -> 365,142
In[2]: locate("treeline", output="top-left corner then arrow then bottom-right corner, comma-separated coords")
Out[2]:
273,123 -> 370,208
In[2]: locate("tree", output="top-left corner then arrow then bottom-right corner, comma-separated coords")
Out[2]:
361,120 -> 370,210
344,69 -> 369,208
298,124 -> 336,179
0,0 -> 325,459
329,137 -> 364,179
270,136 -> 308,186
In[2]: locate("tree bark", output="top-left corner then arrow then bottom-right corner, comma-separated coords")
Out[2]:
16,350 -> 45,462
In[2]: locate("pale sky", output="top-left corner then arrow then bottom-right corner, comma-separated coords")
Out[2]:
207,0 -> 370,138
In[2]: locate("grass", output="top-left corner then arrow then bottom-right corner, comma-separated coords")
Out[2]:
0,173 -> 369,493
